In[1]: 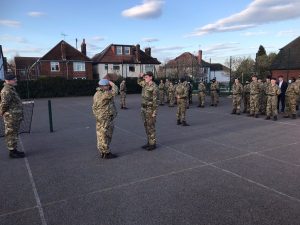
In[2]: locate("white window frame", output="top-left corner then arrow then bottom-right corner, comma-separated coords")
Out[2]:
116,46 -> 122,55
124,46 -> 130,55
50,62 -> 60,71
145,64 -> 154,72
73,62 -> 85,72
129,64 -> 135,72
113,64 -> 120,70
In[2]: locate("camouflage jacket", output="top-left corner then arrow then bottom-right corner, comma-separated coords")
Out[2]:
0,83 -> 23,117
232,83 -> 243,95
175,83 -> 188,99
137,78 -> 158,110
210,82 -> 219,91
158,83 -> 165,91
286,83 -> 299,97
119,82 -> 126,93
250,81 -> 260,95
243,84 -> 250,94
168,83 -> 175,93
198,83 -> 206,92
92,83 -> 118,121
266,84 -> 281,96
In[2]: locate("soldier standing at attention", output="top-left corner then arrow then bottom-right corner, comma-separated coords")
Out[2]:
176,78 -> 189,126
158,80 -> 165,106
165,79 -> 170,103
197,81 -> 206,108
284,78 -> 299,119
265,78 -> 281,121
258,79 -> 265,115
0,72 -> 25,158
243,81 -> 250,113
210,78 -> 219,106
119,80 -> 128,109
231,78 -> 243,115
92,79 -> 118,159
138,71 -> 158,151
168,82 -> 175,107
248,74 -> 260,118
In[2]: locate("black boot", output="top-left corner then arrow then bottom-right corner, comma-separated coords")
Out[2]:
265,116 -> 270,120
9,149 -> 25,158
273,116 -> 278,121
146,144 -> 156,151
102,152 -> 117,159
141,143 -> 149,149
231,109 -> 236,114
292,114 -> 296,119
177,120 -> 182,125
182,121 -> 190,126
255,114 -> 259,118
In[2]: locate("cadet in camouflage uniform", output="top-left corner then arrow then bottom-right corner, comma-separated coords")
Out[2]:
265,78 -> 281,121
197,81 -> 206,107
138,71 -> 158,151
248,75 -> 260,118
243,81 -> 250,113
92,79 -> 118,159
168,82 -> 175,107
158,80 -> 165,105
0,73 -> 25,158
165,79 -> 170,103
284,78 -> 299,119
231,78 -> 243,115
262,77 -> 271,115
119,80 -> 128,109
176,78 -> 189,126
210,78 -> 219,106
258,79 -> 266,115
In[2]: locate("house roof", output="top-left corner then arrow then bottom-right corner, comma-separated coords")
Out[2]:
210,63 -> 230,72
92,44 -> 161,64
270,36 -> 300,70
15,57 -> 40,69
40,40 -> 91,61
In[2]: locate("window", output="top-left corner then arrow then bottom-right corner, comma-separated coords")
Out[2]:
73,62 -> 85,71
105,64 -> 108,70
50,62 -> 60,71
129,65 -> 135,72
124,46 -> 130,55
145,64 -> 154,72
116,46 -> 122,55
113,64 -> 120,70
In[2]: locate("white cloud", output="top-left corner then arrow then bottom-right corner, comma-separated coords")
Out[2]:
241,31 -> 268,36
142,37 -> 159,42
0,20 -> 21,28
0,34 -> 28,43
203,42 -> 240,54
3,47 -> 43,56
122,0 -> 164,19
27,11 -> 46,17
276,29 -> 298,37
190,0 -> 300,36
91,36 -> 105,42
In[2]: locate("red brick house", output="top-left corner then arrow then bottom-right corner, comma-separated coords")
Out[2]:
270,36 -> 300,80
92,44 -> 161,79
14,57 -> 40,80
36,39 -> 93,80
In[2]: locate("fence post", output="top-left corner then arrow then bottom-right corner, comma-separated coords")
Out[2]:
48,100 -> 53,132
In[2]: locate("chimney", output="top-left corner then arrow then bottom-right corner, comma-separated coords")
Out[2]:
197,50 -> 202,64
136,44 -> 140,62
61,42 -> 66,60
145,47 -> 151,56
81,38 -> 86,56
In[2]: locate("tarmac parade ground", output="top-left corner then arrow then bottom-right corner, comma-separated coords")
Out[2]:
1,95 -> 300,225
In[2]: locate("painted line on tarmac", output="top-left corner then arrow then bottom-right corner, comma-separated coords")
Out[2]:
19,138 -> 48,225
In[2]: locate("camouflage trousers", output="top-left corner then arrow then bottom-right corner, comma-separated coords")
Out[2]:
120,92 -> 126,108
169,92 -> 175,106
266,96 -> 278,117
250,94 -> 259,115
259,94 -> 266,114
141,107 -> 156,145
232,94 -> 242,112
210,91 -> 218,105
3,113 -> 22,151
285,95 -> 297,116
159,90 -> 165,104
243,94 -> 250,113
198,92 -> 205,106
165,91 -> 169,103
176,98 -> 187,122
96,118 -> 114,154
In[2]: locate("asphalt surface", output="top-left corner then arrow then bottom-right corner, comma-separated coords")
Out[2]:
1,94 -> 300,225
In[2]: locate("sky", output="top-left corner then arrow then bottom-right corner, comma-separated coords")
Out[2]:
1,0 -> 300,65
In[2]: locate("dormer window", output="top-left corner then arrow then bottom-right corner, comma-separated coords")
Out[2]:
124,46 -> 130,55
116,46 -> 122,55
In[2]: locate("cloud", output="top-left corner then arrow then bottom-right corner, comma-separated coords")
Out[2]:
0,34 -> 28,43
90,36 -> 105,42
27,11 -> 46,17
142,37 -> 159,42
152,45 -> 186,53
0,20 -> 21,28
203,42 -> 240,54
190,0 -> 300,36
122,0 -> 164,19
3,47 -> 43,56
276,29 -> 298,37
241,31 -> 268,36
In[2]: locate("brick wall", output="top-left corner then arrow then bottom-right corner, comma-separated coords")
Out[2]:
271,69 -> 300,81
